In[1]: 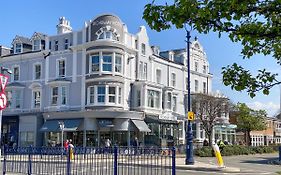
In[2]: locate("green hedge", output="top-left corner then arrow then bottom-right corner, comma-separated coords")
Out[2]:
194,145 -> 277,157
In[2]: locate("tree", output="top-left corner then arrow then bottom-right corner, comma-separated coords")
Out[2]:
191,93 -> 229,146
234,103 -> 267,146
143,0 -> 281,97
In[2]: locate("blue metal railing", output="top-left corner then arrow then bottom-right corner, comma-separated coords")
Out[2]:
2,146 -> 176,175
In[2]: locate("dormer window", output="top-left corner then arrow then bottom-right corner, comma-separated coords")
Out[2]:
33,40 -> 40,51
15,43 -> 22,54
96,26 -> 120,41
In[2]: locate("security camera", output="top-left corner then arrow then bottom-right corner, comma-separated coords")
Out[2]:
1,67 -> 12,74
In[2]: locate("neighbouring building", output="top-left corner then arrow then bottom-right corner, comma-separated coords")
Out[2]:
232,116 -> 281,146
0,14 -> 230,148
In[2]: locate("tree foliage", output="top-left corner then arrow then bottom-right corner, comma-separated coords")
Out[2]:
234,103 -> 267,145
143,0 -> 281,97
192,93 -> 229,146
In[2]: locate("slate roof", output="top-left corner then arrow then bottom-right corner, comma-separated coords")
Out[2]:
12,35 -> 32,45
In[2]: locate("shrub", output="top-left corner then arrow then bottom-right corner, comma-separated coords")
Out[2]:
195,145 -> 276,157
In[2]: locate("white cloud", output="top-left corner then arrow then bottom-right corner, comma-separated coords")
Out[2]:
247,101 -> 280,117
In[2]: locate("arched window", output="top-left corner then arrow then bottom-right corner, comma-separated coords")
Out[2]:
96,26 -> 120,41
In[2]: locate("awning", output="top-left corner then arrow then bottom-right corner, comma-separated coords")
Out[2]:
97,119 -> 114,128
131,120 -> 151,132
40,119 -> 82,132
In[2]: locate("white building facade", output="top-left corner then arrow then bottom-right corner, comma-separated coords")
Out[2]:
0,14 -> 216,147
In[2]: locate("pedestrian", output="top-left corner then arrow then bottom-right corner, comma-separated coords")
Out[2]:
105,139 -> 111,153
69,139 -> 74,160
203,139 -> 209,146
217,140 -> 225,152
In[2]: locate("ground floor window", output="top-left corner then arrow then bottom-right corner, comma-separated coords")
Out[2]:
20,131 -> 34,147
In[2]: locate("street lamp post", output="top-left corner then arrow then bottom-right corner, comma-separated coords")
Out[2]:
185,30 -> 194,165
58,121 -> 65,149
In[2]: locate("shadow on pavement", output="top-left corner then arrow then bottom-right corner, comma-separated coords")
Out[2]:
241,157 -> 279,165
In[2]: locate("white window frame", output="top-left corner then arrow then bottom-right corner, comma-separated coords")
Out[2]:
14,43 -> 22,54
102,53 -> 113,72
203,82 -> 207,93
171,73 -> 176,87
118,87 -> 122,104
195,62 -> 199,72
33,39 -> 41,51
97,86 -> 106,103
147,89 -> 160,109
203,65 -> 207,74
51,86 -> 68,106
32,89 -> 41,109
195,80 -> 199,92
115,53 -> 122,73
56,58 -> 66,78
12,65 -> 20,81
108,86 -> 116,103
156,69 -> 161,84
87,86 -> 95,105
141,43 -> 146,55
51,87 -> 59,105
33,63 -> 42,80
172,95 -> 177,112
166,92 -> 172,110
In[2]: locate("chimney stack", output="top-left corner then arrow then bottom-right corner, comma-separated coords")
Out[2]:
56,17 -> 72,34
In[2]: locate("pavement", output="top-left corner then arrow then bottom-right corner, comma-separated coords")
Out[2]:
175,157 -> 241,173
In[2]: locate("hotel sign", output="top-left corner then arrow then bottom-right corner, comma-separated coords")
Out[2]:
159,112 -> 177,121
92,20 -> 122,27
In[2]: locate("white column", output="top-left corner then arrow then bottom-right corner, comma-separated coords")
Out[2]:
81,49 -> 86,109
72,50 -> 77,82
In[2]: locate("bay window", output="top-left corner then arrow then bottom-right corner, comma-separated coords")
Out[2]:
115,54 -> 122,73
102,53 -> 112,71
89,52 -> 123,74
87,85 -> 122,105
51,86 -> 67,106
147,90 -> 160,108
97,86 -> 106,103
91,55 -> 99,72
108,87 -> 116,103
167,92 -> 172,110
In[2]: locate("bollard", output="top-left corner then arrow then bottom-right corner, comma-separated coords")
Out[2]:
212,143 -> 224,168
279,146 -> 281,162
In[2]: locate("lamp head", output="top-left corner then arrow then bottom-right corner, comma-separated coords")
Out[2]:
1,67 -> 12,74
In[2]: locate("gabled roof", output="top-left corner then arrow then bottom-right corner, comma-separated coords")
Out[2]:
12,35 -> 32,45
31,32 -> 47,40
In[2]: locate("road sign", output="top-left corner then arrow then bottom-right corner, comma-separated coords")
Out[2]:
187,111 -> 195,121
0,92 -> 7,110
0,74 -> 8,91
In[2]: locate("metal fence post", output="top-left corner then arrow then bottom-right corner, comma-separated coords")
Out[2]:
67,145 -> 71,175
3,145 -> 6,175
279,146 -> 281,162
28,145 -> 32,175
172,147 -> 176,175
114,146 -> 118,175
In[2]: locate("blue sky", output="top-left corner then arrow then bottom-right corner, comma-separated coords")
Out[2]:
0,0 -> 280,116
